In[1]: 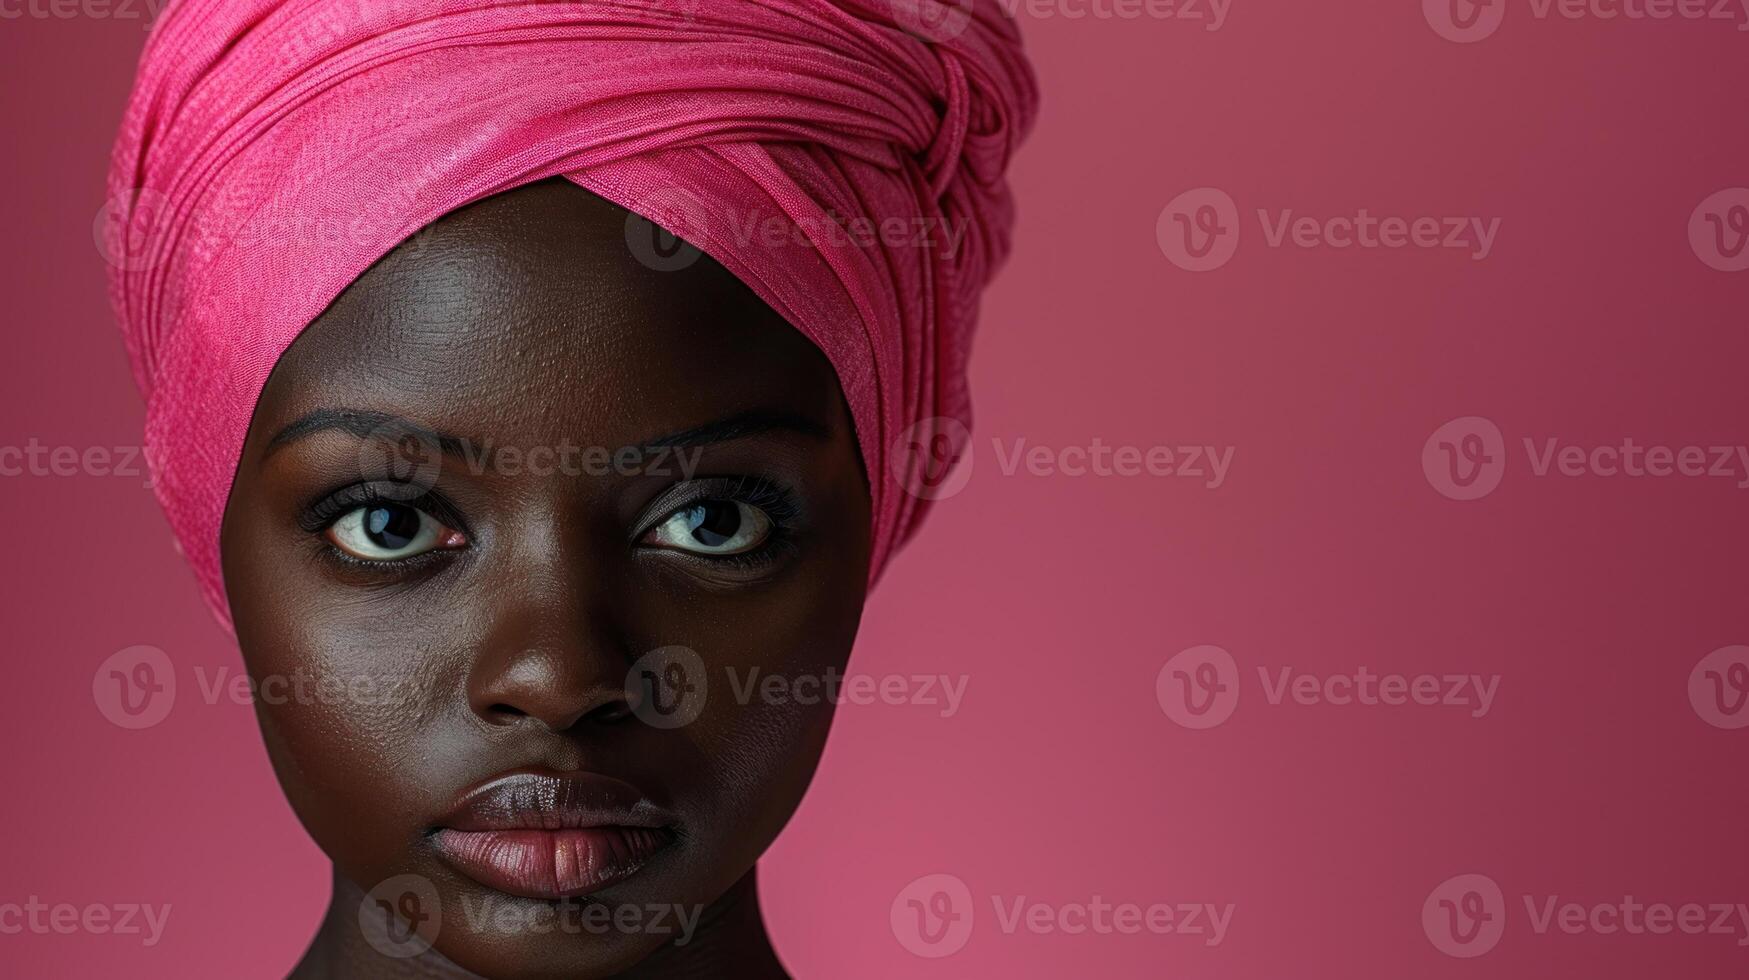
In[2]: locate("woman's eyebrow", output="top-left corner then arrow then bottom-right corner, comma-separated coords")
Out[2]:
263,407 -> 830,459
264,408 -> 468,459
641,410 -> 832,449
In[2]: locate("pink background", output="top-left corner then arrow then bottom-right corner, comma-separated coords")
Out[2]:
4,1 -> 1748,977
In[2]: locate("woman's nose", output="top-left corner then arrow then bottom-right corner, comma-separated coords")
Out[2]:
469,646 -> 634,731
465,587 -> 634,733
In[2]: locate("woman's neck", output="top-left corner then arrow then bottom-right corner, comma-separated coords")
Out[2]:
289,867 -> 788,979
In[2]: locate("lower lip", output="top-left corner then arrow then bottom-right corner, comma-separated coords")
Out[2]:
432,826 -> 672,899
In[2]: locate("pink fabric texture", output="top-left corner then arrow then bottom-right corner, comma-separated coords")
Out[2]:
104,0 -> 1037,629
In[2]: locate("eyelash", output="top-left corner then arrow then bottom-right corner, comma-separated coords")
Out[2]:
299,482 -> 467,572
636,475 -> 803,570
299,483 -> 460,535
299,476 -> 803,570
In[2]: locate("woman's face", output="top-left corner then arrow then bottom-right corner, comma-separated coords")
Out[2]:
219,179 -> 872,977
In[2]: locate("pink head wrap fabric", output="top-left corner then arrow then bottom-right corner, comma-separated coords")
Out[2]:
105,0 -> 1036,629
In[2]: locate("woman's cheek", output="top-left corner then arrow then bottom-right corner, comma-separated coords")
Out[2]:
241,625 -> 456,838
682,585 -> 864,824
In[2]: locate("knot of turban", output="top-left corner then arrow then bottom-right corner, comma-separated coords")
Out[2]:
105,0 -> 1038,629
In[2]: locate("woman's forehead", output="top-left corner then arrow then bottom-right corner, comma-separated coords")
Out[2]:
251,180 -> 844,451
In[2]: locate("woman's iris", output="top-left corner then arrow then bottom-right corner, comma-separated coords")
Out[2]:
365,504 -> 421,550
648,499 -> 773,556
325,501 -> 459,562
681,502 -> 742,547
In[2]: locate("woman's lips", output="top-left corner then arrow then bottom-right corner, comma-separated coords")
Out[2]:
432,771 -> 674,900
433,826 -> 672,899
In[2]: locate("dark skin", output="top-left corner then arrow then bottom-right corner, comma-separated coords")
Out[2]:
219,178 -> 873,979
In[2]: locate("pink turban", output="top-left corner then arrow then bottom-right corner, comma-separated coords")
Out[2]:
104,0 -> 1037,628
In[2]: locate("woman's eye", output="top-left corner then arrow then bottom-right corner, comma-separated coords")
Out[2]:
325,503 -> 465,562
644,500 -> 774,556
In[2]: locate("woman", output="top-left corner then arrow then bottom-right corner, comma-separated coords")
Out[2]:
105,1 -> 1035,976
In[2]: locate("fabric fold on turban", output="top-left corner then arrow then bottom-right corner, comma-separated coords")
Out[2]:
106,0 -> 1037,628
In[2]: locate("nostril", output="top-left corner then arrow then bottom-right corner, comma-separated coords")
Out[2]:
586,700 -> 634,725
479,699 -> 631,729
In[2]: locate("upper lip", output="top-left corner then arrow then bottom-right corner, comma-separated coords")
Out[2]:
436,770 -> 673,833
